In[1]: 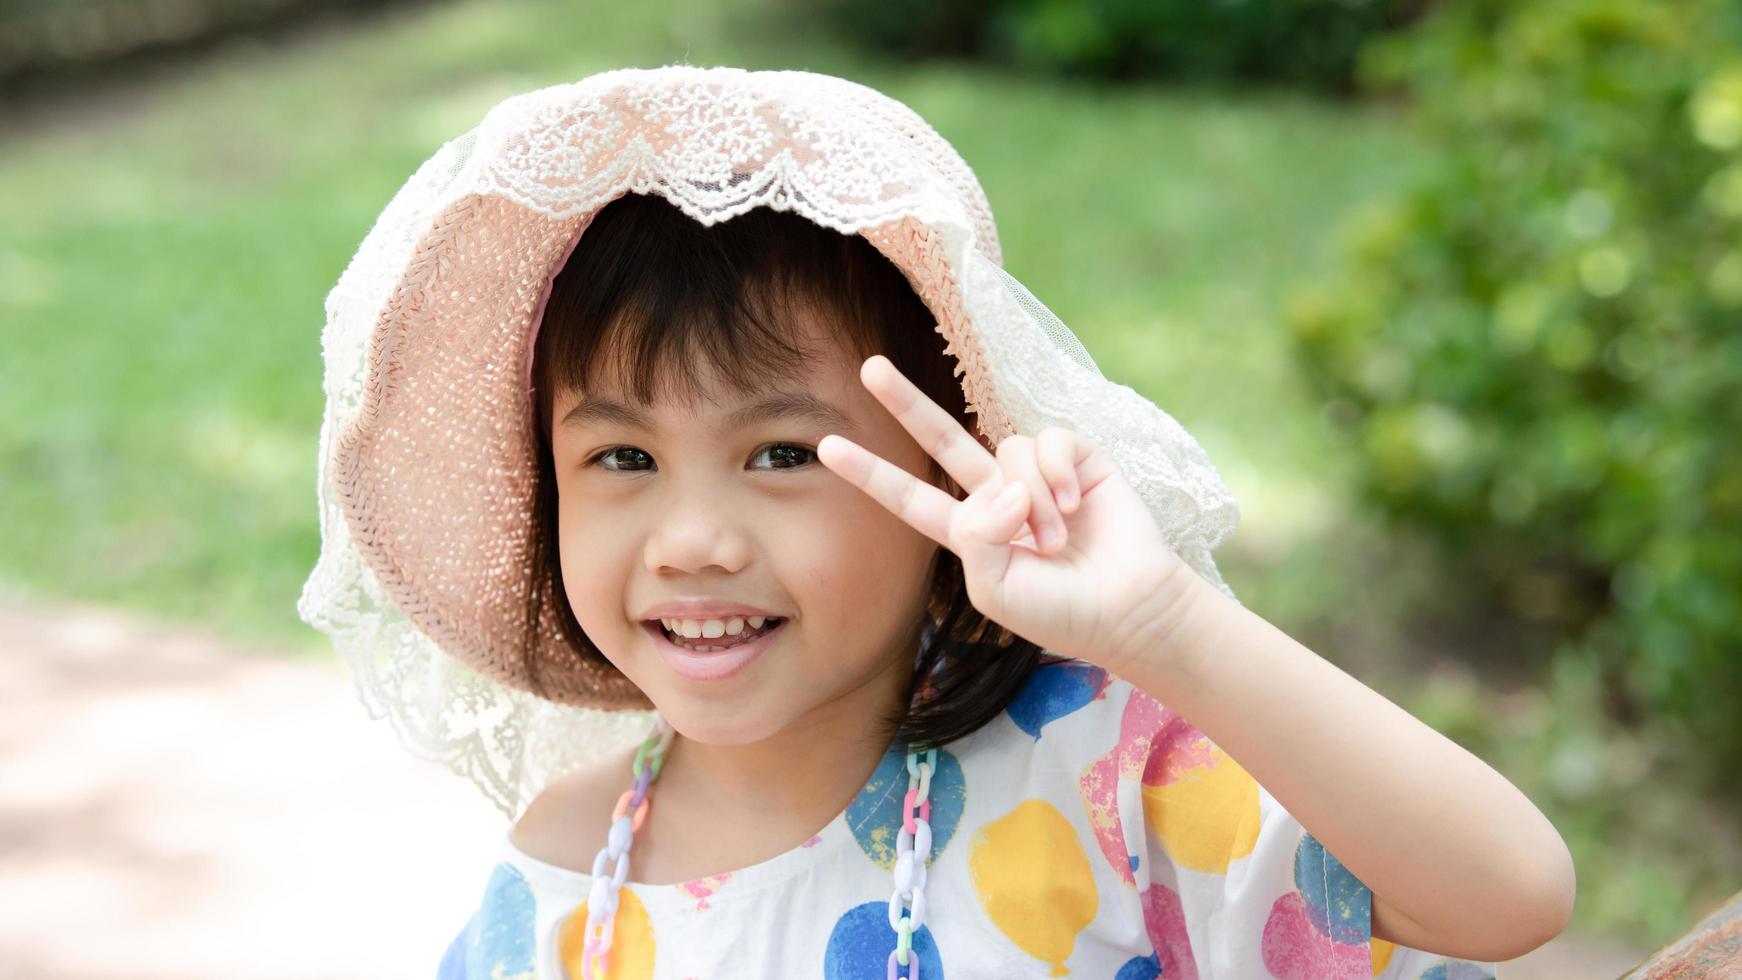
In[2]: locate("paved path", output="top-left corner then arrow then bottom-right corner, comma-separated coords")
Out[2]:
0,597 -> 504,979
0,596 -> 1645,978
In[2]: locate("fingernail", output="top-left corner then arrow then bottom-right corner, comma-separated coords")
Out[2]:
1037,524 -> 1059,549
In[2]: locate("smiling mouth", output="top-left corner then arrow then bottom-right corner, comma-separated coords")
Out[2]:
649,618 -> 785,653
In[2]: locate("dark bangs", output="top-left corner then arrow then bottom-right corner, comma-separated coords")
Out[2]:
525,191 -> 1058,752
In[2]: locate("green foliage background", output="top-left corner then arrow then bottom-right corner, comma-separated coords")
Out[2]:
1291,0 -> 1742,794
1283,0 -> 1742,941
804,0 -> 1422,91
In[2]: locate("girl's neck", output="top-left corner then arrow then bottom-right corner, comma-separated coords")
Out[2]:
662,656 -> 909,813
637,637 -> 915,880
665,723 -> 890,814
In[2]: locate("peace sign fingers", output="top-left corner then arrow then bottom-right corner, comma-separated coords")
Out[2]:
816,355 -> 1008,551
853,355 -> 1003,495
815,431 -> 966,550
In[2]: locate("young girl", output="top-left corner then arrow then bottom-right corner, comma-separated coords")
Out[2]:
299,66 -> 1573,978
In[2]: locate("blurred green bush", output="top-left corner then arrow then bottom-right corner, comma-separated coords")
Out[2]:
1288,0 -> 1742,793
802,0 -> 1430,91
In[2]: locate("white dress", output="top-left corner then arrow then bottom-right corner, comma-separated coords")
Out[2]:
437,660 -> 1501,979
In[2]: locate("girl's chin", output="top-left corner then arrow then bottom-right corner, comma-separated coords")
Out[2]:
648,701 -> 790,747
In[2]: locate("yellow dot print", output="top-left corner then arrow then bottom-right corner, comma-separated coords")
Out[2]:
1140,745 -> 1261,875
556,886 -> 655,980
969,798 -> 1099,976
1371,936 -> 1397,974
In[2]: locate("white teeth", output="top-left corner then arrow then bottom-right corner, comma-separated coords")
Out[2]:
658,615 -> 780,640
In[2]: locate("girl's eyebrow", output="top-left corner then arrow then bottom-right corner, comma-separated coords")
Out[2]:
560,390 -> 860,436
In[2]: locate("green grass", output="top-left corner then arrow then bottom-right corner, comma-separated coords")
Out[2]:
1,0 -> 1726,953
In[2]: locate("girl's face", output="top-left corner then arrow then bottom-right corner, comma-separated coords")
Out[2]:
548,312 -> 945,745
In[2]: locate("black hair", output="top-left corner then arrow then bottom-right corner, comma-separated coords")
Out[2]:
525,191 -> 1060,751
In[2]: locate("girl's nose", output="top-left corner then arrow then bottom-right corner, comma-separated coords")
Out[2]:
642,503 -> 752,576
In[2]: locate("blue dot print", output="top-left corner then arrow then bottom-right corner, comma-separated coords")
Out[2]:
467,862 -> 537,979
436,915 -> 472,980
1005,661 -> 1108,739
1293,834 -> 1371,946
846,745 -> 964,869
824,900 -> 944,980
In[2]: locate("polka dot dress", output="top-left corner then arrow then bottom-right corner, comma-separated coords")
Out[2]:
438,661 -> 1501,979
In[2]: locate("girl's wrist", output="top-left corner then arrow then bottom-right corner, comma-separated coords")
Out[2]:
1103,556 -> 1221,686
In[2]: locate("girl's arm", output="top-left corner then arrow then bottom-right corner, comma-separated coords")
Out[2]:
817,358 -> 1574,960
1110,568 -> 1577,964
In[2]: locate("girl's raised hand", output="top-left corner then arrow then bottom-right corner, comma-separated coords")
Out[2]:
818,355 -> 1199,671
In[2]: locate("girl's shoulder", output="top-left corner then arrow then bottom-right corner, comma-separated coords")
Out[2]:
509,745 -> 635,877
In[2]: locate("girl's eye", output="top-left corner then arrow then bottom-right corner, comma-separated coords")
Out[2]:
587,444 -> 817,472
751,443 -> 817,470
592,446 -> 654,471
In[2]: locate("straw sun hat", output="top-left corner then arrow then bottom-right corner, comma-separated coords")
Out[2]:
296,65 -> 1242,818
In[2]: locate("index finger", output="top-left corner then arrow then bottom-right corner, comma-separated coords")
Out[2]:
857,354 -> 1002,494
